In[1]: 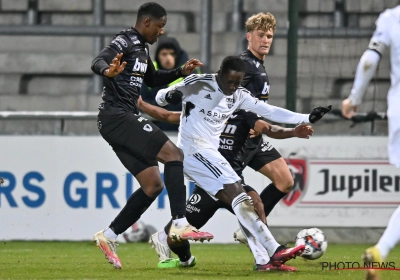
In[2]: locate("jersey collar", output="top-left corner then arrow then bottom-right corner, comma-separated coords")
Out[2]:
245,49 -> 264,65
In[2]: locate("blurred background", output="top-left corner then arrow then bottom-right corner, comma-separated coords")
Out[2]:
0,0 -> 396,135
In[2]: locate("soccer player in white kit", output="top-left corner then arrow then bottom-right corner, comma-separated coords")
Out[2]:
157,56 -> 331,269
341,5 -> 400,280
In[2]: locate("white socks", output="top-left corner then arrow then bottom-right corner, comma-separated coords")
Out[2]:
104,227 -> 118,240
232,193 -> 280,256
158,230 -> 168,245
240,227 -> 270,265
377,206 -> 400,260
173,217 -> 189,228
180,255 -> 195,266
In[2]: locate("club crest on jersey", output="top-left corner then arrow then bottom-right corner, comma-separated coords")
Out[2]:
226,97 -> 234,109
281,158 -> 307,207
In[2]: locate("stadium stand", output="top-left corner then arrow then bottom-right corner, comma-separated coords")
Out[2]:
0,0 -> 392,135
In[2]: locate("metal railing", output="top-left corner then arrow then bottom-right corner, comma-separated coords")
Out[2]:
0,110 -> 387,135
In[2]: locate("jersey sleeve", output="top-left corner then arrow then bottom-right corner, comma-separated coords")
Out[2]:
144,54 -> 184,88
238,91 -> 309,124
370,9 -> 393,49
155,75 -> 197,106
108,35 -> 132,55
244,111 -> 262,129
91,35 -> 132,76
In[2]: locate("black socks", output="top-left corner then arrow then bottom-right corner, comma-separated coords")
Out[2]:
109,188 -> 155,234
260,183 -> 287,217
164,161 -> 186,219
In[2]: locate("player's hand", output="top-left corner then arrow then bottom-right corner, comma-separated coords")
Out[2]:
309,105 -> 332,123
249,129 -> 260,138
294,124 -> 314,139
103,53 -> 127,78
341,98 -> 358,119
181,58 -> 204,75
165,90 -> 183,105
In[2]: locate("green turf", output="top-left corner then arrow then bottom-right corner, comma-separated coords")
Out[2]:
0,241 -> 399,279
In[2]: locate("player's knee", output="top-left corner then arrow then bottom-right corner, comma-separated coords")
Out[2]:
143,182 -> 164,197
276,177 -> 294,193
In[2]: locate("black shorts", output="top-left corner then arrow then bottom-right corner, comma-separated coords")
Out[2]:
243,141 -> 282,171
97,112 -> 169,176
185,184 -> 256,229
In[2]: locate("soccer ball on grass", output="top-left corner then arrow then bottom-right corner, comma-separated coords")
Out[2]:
295,227 -> 328,260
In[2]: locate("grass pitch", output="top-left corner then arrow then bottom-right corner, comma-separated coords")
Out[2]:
0,241 -> 399,279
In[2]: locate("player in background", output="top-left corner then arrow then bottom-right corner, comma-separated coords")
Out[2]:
138,96 -> 314,271
154,56 -> 330,270
341,5 -> 400,280
227,13 -> 301,238
90,2 -> 212,269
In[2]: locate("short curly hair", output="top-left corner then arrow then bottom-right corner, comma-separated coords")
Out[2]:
245,12 -> 276,33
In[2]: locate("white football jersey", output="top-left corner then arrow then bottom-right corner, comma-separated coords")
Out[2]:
372,5 -> 400,97
156,74 -> 309,151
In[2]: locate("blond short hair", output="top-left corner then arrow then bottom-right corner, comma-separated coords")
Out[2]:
245,12 -> 276,33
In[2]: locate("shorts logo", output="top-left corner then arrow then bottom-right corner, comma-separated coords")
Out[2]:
261,142 -> 273,152
281,158 -> 307,207
188,194 -> 201,205
97,120 -> 102,130
143,124 -> 153,132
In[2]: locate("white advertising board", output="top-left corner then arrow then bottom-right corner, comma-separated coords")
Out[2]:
0,135 -> 398,242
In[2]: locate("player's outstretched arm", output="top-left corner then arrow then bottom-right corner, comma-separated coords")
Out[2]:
341,49 -> 381,119
91,52 -> 127,77
137,96 -> 181,124
181,58 -> 204,75
240,94 -> 331,124
253,120 -> 314,139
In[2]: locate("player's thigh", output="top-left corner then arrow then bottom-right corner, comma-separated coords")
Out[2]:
185,185 -> 223,229
112,145 -> 163,198
98,113 -> 169,161
258,157 -> 294,192
184,150 -> 241,196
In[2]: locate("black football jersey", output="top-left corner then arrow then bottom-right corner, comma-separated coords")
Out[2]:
91,28 -> 183,115
218,110 -> 261,175
238,49 -> 271,149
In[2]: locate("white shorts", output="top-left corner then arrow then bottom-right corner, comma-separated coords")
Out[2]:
183,149 -> 241,196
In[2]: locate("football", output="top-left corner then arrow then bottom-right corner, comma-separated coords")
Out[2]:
122,220 -> 150,243
295,227 -> 328,260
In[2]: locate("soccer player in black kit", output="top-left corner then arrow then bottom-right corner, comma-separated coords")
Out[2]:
90,2 -> 212,269
238,12 -> 301,226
